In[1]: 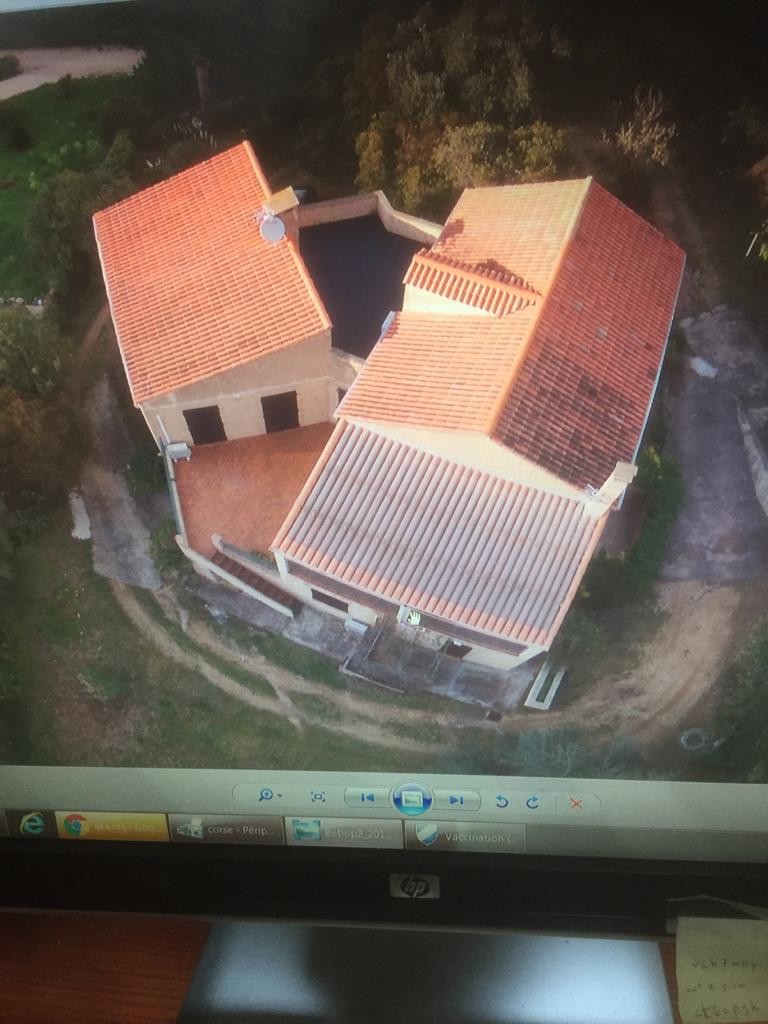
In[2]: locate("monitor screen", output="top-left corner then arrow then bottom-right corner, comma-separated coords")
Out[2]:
1,0 -> 767,922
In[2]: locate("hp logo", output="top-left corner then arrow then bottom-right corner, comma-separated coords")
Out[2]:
389,873 -> 440,899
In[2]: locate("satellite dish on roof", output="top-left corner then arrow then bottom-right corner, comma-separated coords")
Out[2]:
258,211 -> 286,245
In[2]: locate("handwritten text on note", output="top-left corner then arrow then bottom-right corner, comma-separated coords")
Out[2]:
677,918 -> 768,1023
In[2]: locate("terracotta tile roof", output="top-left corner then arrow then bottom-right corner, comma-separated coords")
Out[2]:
429,178 -> 590,293
493,181 -> 685,488
273,421 -> 606,647
337,309 -> 536,431
403,248 -> 539,315
93,142 -> 330,405
175,422 -> 334,558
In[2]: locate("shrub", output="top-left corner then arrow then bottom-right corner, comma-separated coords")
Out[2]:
56,73 -> 78,99
613,86 -> 677,168
0,106 -> 32,151
712,618 -> 768,782
580,446 -> 684,608
150,519 -> 184,575
0,54 -> 20,83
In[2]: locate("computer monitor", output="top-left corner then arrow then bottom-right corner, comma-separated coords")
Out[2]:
1,0 -> 767,938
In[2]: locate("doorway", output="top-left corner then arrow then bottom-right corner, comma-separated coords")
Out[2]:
262,391 -> 300,433
183,405 -> 227,445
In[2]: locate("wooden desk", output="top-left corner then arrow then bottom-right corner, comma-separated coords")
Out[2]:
0,914 -> 209,1024
0,912 -> 692,1024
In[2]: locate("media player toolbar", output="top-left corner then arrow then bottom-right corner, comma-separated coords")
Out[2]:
232,782 -> 601,817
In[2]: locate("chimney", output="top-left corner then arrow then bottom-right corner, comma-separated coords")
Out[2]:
265,186 -> 300,247
584,461 -> 637,518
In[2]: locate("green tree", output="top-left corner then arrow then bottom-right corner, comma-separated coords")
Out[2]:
347,0 -> 571,214
613,86 -> 677,168
25,132 -> 135,293
432,122 -> 506,190
0,309 -> 73,399
507,121 -> 566,182
0,385 -> 84,511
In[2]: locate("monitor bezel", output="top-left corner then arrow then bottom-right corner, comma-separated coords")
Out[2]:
2,838 -> 766,938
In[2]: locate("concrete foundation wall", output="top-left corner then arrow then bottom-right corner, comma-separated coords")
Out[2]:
141,329 -> 333,445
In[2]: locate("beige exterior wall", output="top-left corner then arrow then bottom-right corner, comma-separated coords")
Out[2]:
296,194 -> 379,229
403,283 -> 493,317
343,418 -> 586,501
295,191 -> 441,246
141,328 -> 333,446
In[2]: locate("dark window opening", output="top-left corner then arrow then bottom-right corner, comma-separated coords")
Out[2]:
440,641 -> 472,659
337,387 -> 347,406
183,405 -> 227,445
311,588 -> 348,613
262,391 -> 299,433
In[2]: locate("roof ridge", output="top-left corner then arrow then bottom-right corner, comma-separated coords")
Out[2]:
406,247 -> 540,302
483,176 -> 593,442
241,141 -> 331,331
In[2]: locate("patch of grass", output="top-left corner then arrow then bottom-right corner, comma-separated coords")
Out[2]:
249,631 -> 347,690
579,446 -> 684,609
290,691 -> 343,723
0,74 -> 135,296
132,586 -> 276,699
150,519 -> 184,575
386,717 -> 448,746
81,665 -> 133,700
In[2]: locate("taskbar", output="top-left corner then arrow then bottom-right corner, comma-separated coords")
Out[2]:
0,808 -> 526,853
2,807 -> 767,862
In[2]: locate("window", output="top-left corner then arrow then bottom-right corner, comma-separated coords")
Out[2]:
440,640 -> 472,659
310,588 -> 348,613
183,405 -> 227,445
261,391 -> 299,433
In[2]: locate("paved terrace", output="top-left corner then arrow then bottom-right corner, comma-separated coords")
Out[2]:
174,422 -> 334,558
298,215 -> 421,358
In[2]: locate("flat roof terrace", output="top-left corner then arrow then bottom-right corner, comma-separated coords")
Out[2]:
298,215 -> 421,358
174,422 -> 334,559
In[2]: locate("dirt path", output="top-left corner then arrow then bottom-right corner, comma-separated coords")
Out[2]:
0,47 -> 142,101
155,586 -> 477,730
112,581 -> 447,752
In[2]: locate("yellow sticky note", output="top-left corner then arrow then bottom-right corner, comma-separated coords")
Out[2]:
677,917 -> 768,1024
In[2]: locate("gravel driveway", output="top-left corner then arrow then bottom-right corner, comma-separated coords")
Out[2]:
662,307 -> 768,581
80,376 -> 161,590
0,47 -> 141,100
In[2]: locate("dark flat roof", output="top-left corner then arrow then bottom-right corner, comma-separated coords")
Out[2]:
298,215 -> 421,358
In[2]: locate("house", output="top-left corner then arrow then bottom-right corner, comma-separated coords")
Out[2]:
94,143 -> 685,673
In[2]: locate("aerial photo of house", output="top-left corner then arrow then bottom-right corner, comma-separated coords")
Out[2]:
93,140 -> 685,693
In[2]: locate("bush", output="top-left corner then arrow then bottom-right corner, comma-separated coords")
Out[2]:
150,519 -> 184,575
613,86 -> 677,169
712,619 -> 768,782
580,446 -> 684,608
55,73 -> 78,99
0,106 -> 32,152
0,54 -> 20,83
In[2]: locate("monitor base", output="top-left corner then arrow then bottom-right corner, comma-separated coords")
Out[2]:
178,921 -> 674,1023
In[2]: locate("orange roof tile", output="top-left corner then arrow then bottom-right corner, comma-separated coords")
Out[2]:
493,181 -> 685,488
338,309 -> 536,432
273,421 -> 606,648
93,142 -> 330,405
175,422 -> 335,558
429,178 -> 589,293
403,248 -> 539,315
